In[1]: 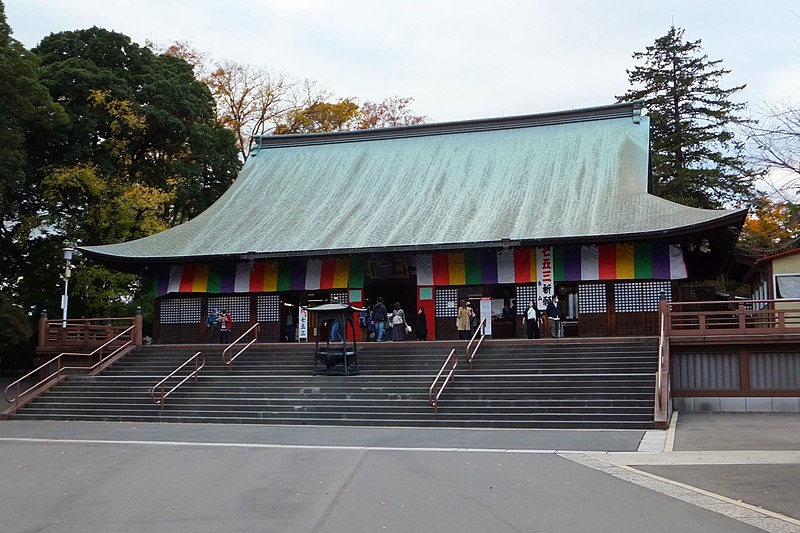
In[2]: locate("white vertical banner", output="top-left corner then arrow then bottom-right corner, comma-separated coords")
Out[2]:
167,266 -> 183,294
669,244 -> 687,279
536,246 -> 553,310
298,306 -> 308,341
480,297 -> 492,336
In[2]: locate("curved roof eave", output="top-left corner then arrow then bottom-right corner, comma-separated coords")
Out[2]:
79,207 -> 747,266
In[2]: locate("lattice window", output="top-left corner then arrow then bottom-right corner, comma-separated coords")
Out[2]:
208,296 -> 250,322
615,282 -> 642,312
330,291 -> 348,304
435,288 -> 458,318
643,281 -> 671,311
578,284 -> 607,313
159,297 -> 202,325
257,295 -> 280,322
614,281 -> 671,312
516,285 -> 536,315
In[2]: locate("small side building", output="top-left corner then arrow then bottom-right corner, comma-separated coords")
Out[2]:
749,248 -> 800,303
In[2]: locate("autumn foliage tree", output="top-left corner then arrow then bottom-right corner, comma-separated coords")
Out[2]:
739,99 -> 800,254
152,41 -> 428,153
206,62 -> 303,158
738,198 -> 799,256
358,96 -> 427,129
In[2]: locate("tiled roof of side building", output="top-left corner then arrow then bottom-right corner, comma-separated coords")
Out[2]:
80,102 -> 746,264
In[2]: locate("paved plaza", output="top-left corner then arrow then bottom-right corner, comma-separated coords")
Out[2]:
0,412 -> 798,532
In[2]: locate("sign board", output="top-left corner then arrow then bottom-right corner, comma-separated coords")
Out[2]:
536,246 -> 553,310
480,297 -> 493,336
298,306 -> 308,341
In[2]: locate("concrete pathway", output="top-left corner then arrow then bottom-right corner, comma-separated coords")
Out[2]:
0,412 -> 798,532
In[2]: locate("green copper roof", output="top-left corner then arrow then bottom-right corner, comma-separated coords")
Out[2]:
81,102 -> 745,264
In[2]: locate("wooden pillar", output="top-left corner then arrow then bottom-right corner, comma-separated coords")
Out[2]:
134,307 -> 143,346
38,309 -> 48,349
738,346 -> 751,392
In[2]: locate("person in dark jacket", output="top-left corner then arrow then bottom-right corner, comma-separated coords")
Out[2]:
546,295 -> 562,338
371,297 -> 387,342
416,307 -> 428,341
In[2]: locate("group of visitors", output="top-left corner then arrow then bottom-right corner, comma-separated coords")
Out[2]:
358,297 -> 429,342
205,308 -> 232,344
523,295 -> 563,339
256,293 -> 565,344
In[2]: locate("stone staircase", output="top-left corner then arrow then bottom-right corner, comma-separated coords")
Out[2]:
8,339 -> 658,429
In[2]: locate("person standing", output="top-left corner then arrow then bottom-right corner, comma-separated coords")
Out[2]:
218,309 -> 230,344
457,300 -> 471,340
390,302 -> 407,341
284,311 -> 296,342
467,302 -> 477,333
205,308 -> 219,344
546,295 -> 562,338
523,301 -> 541,339
358,301 -> 371,342
416,307 -> 428,341
371,297 -> 387,342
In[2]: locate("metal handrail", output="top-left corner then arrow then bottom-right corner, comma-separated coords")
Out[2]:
150,351 -> 205,410
428,348 -> 458,414
4,325 -> 136,407
654,304 -> 671,426
465,318 -> 487,370
222,322 -> 260,370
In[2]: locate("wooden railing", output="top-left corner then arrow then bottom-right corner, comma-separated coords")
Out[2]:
465,318 -> 487,370
666,298 -> 800,336
3,325 -> 136,413
222,323 -> 260,370
150,351 -> 205,410
429,348 -> 458,414
40,316 -> 139,348
654,302 -> 670,427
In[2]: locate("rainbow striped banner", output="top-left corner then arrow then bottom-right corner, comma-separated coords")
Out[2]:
154,257 -> 366,297
416,243 -> 685,286
153,244 -> 686,296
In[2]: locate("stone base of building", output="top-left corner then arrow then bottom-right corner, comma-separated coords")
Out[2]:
673,396 -> 800,413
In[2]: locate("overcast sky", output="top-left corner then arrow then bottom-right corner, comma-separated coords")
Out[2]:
5,0 -> 800,123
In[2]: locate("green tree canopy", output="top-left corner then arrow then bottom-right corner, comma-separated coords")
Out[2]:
0,0 -> 68,358
35,27 -> 242,229
25,27 -> 241,320
617,26 -> 757,209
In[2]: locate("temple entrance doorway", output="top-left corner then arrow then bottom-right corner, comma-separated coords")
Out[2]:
364,278 -> 417,332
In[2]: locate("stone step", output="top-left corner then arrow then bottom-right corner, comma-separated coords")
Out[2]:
9,412 -> 654,429
13,339 -> 660,429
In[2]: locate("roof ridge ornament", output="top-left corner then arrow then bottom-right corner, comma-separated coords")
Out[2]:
632,101 -> 643,124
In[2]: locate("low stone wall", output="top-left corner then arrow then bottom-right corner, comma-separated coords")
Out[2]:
673,396 -> 800,413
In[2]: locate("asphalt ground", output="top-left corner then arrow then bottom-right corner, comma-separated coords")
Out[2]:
634,412 -> 800,523
0,414 -> 798,533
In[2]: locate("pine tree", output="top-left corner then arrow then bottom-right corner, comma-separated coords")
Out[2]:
617,26 -> 756,209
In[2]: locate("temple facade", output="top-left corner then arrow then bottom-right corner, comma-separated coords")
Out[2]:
80,102 -> 746,343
